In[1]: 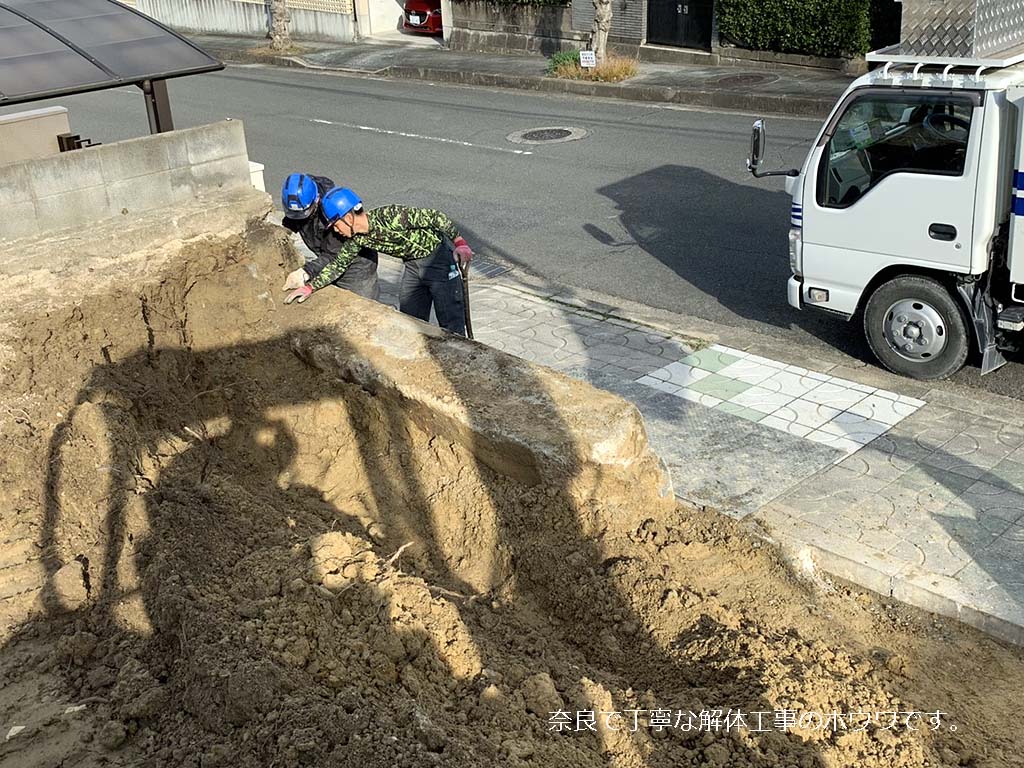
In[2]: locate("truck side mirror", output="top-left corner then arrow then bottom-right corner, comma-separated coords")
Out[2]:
747,118 -> 799,179
748,119 -> 766,173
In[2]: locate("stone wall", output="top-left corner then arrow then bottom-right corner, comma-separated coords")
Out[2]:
449,0 -> 649,53
448,1 -> 585,54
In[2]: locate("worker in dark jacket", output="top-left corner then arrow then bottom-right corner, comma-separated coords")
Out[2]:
285,187 -> 473,337
279,173 -> 379,301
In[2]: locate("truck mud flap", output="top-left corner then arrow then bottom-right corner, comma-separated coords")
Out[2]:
956,279 -> 1008,375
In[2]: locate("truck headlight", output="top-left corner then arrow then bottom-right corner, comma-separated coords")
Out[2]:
788,227 -> 803,276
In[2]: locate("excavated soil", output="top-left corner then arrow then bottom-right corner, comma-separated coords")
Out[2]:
0,219 -> 1022,768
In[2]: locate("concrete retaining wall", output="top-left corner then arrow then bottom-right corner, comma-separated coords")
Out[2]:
138,0 -> 356,43
449,1 -> 861,71
449,1 -> 645,53
0,121 -> 252,243
288,308 -> 675,500
449,2 -> 585,55
712,44 -> 867,75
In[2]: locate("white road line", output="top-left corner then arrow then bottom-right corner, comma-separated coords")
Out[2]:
308,118 -> 532,155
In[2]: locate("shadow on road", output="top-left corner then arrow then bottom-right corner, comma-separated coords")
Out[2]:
590,164 -> 873,360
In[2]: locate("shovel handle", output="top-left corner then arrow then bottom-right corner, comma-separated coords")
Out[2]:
458,259 -> 473,340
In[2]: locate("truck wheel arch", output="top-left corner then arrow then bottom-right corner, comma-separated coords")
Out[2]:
856,266 -> 979,354
862,273 -> 974,380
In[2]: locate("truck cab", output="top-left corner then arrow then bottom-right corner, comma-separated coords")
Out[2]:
748,0 -> 1024,380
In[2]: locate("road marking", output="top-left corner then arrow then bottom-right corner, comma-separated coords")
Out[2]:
308,118 -> 532,155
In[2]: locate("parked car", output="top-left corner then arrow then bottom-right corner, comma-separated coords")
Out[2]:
403,0 -> 442,34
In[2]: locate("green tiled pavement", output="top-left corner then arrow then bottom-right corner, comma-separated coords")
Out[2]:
680,348 -> 742,373
716,402 -> 767,422
686,373 -> 753,400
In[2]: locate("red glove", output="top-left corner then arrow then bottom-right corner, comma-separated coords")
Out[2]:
285,285 -> 313,305
453,236 -> 474,265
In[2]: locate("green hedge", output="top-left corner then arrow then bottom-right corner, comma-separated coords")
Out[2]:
717,0 -> 872,57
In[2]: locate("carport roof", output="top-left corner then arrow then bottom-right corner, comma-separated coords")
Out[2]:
0,0 -> 222,105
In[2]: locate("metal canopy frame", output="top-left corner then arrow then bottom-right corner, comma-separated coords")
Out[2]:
0,0 -> 223,133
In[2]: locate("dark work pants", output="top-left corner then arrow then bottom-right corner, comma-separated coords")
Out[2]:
332,249 -> 380,301
398,239 -> 466,337
305,246 -> 380,301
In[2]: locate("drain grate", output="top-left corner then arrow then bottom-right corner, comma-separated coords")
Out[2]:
468,257 -> 511,280
506,126 -> 588,145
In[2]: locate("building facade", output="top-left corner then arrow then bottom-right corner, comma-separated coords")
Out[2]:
572,0 -> 716,50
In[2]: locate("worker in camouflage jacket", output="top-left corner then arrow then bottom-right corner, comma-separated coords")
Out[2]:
285,187 -> 474,337
279,173 -> 380,301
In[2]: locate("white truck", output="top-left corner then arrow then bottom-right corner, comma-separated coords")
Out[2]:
747,0 -> 1024,380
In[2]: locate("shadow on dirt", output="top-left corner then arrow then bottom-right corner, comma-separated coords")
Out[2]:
25,311 -> 833,766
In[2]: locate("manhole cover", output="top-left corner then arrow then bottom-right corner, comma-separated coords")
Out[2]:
712,73 -> 779,87
523,128 -> 572,141
506,126 -> 588,145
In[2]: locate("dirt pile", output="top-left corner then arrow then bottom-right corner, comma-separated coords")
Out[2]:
0,215 -> 1022,768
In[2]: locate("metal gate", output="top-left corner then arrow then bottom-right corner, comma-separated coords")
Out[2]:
646,0 -> 713,49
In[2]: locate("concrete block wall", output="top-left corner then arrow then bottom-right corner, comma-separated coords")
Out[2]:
0,121 -> 252,243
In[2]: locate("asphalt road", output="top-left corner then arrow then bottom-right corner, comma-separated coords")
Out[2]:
7,65 -> 1022,399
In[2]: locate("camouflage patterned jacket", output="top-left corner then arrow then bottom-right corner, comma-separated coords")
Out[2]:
310,205 -> 462,291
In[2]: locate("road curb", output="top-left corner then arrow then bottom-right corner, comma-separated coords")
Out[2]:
214,48 -> 837,118
383,65 -> 836,117
761,529 -> 1024,648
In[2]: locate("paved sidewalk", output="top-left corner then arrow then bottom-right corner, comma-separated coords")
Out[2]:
371,257 -> 1024,646
193,34 -> 851,118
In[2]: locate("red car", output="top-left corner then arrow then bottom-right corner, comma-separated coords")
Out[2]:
403,0 -> 442,34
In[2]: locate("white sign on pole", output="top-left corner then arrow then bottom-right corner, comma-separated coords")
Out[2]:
579,50 -> 597,68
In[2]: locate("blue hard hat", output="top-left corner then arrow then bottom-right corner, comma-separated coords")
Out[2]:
321,187 -> 363,224
281,173 -> 320,219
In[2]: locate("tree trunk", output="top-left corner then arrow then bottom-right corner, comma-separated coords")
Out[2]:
590,0 -> 612,63
269,0 -> 292,51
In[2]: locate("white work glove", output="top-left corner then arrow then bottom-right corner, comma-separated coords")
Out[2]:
282,267 -> 309,292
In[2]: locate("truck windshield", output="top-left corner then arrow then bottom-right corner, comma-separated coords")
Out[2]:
818,90 -> 977,208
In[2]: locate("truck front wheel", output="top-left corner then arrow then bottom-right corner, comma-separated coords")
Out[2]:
863,276 -> 969,381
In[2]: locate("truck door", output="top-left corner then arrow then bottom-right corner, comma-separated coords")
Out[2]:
800,88 -> 983,315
